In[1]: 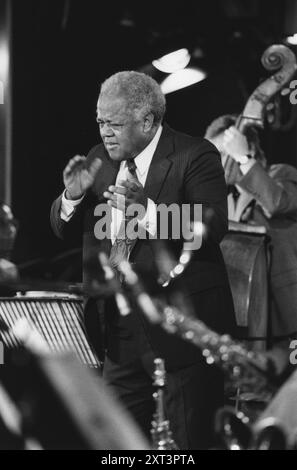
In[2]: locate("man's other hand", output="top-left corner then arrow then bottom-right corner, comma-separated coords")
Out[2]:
103,179 -> 148,213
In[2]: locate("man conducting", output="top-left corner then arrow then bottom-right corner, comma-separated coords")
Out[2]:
51,71 -> 237,449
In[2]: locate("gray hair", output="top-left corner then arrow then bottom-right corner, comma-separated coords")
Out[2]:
100,71 -> 166,126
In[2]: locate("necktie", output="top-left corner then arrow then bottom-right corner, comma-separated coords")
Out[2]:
228,185 -> 240,205
109,159 -> 139,270
126,158 -> 137,177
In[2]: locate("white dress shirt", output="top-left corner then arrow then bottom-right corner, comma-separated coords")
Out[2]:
60,126 -> 162,242
227,186 -> 254,222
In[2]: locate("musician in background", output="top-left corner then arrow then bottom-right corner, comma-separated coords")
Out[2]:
206,114 -> 297,346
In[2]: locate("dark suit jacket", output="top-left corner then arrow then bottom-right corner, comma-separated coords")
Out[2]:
237,162 -> 297,337
51,124 -> 237,370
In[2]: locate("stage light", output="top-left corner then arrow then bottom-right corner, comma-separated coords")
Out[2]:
286,33 -> 297,45
152,48 -> 191,74
160,67 -> 206,95
0,42 -> 9,78
0,42 -> 8,104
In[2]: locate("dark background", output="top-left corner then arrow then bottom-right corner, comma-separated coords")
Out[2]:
9,0 -> 297,276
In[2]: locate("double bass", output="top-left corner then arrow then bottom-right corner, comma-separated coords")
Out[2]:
220,44 -> 297,351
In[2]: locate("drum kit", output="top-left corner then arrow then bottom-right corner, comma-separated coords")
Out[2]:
0,276 -> 154,450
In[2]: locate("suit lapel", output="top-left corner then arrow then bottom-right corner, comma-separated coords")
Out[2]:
129,125 -> 175,258
144,124 -> 174,202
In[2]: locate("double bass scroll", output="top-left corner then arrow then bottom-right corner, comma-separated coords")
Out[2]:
224,44 -> 297,184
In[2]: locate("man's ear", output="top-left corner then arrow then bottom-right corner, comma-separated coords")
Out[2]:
143,113 -> 154,133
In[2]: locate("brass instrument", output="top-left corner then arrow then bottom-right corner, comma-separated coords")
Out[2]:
118,260 -> 284,450
215,407 -> 252,450
160,300 -> 276,395
215,408 -> 288,450
118,260 -> 276,395
150,358 -> 178,450
253,417 -> 287,450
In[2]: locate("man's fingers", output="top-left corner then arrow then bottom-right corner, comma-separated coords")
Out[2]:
88,158 -> 102,177
106,199 -> 125,211
63,156 -> 101,185
104,191 -> 123,205
64,155 -> 86,175
118,180 -> 140,192
81,168 -> 93,183
224,130 -> 233,140
73,155 -> 86,161
107,200 -> 118,210
225,127 -> 242,140
104,191 -> 126,211
69,156 -> 86,167
103,191 -> 116,201
108,185 -> 127,196
223,133 -> 234,145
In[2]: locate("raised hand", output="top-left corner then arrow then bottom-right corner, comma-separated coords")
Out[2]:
223,127 -> 250,162
63,156 -> 102,200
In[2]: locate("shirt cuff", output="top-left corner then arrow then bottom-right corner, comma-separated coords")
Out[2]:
60,190 -> 85,222
137,198 -> 157,236
239,157 -> 257,175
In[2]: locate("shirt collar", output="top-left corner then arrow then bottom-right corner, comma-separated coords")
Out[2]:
131,125 -> 163,176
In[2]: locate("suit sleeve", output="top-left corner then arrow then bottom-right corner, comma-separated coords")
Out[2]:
237,162 -> 297,218
50,145 -> 101,240
184,141 -> 228,244
50,193 -> 86,240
